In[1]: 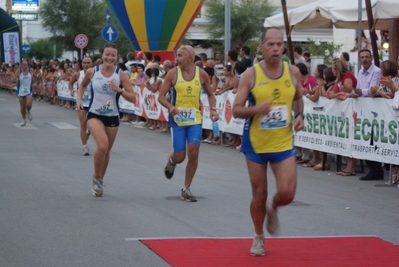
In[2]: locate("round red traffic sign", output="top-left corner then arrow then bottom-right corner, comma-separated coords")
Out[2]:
74,34 -> 88,49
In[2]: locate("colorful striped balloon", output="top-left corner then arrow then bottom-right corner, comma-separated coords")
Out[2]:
104,0 -> 204,51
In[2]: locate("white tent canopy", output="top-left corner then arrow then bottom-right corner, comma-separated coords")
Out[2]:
264,0 -> 399,30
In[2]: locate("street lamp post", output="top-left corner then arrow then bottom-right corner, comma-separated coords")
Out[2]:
224,0 -> 231,64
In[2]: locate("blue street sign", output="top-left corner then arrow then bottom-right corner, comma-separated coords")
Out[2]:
106,9 -> 110,25
102,25 -> 118,42
21,44 -> 31,54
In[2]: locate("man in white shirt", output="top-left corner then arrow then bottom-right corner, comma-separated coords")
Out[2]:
294,46 -> 306,65
353,49 -> 384,181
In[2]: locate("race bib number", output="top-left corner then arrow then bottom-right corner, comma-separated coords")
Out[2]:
175,108 -> 196,123
22,87 -> 29,93
259,105 -> 288,129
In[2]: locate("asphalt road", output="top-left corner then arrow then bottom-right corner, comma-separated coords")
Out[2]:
0,90 -> 398,267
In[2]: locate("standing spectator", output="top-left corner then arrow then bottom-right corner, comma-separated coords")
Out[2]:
76,43 -> 136,197
338,51 -> 381,177
305,64 -> 330,171
145,52 -> 153,69
340,52 -> 353,73
303,51 -> 311,64
370,60 -> 398,99
294,46 -> 306,64
295,62 -> 318,165
214,53 -> 222,65
198,53 -> 208,67
351,49 -> 383,180
281,47 -> 290,63
350,31 -> 370,52
124,52 -> 136,77
327,59 -> 357,99
240,45 -> 253,68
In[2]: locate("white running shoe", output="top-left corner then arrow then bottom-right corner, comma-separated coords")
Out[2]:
250,234 -> 265,256
27,110 -> 32,121
92,177 -> 103,197
83,146 -> 90,156
21,120 -> 26,126
180,188 -> 197,202
265,203 -> 280,236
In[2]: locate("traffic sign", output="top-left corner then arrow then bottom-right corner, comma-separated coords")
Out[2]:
102,25 -> 118,42
21,44 -> 31,54
74,34 -> 88,49
106,9 -> 111,25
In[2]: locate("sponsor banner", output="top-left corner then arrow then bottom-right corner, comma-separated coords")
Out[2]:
200,93 -> 244,135
56,80 -> 74,101
2,32 -> 21,65
13,77 -> 399,164
11,13 -> 38,21
298,97 -> 399,164
12,0 -> 40,11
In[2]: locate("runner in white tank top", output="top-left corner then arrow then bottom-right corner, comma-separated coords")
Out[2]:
76,43 -> 136,197
13,60 -> 34,126
69,57 -> 93,156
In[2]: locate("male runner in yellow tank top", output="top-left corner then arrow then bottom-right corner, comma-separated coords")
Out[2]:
233,28 -> 304,256
158,45 -> 218,202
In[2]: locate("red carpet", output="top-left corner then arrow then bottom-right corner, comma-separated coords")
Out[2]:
141,236 -> 399,266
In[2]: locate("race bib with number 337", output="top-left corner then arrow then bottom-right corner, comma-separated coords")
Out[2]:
175,108 -> 196,123
259,105 -> 288,129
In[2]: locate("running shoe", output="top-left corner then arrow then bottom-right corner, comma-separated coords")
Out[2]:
83,146 -> 90,156
265,203 -> 280,236
250,234 -> 265,256
164,157 -> 176,179
180,188 -> 197,202
21,120 -> 26,126
92,177 -> 103,197
86,129 -> 91,140
27,110 -> 32,121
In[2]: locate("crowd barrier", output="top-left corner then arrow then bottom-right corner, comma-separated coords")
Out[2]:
1,75 -> 398,164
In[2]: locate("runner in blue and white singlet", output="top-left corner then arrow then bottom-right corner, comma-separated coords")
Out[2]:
88,65 -> 121,118
13,60 -> 34,126
76,43 -> 136,197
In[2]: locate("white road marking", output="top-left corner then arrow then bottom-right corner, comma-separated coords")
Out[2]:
49,122 -> 79,129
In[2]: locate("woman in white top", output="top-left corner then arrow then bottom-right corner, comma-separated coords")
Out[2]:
12,60 -> 34,126
77,43 -> 136,197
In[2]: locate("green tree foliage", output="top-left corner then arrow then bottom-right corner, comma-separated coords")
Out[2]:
302,38 -> 343,66
26,38 -> 62,60
39,0 -> 133,59
203,0 -> 275,51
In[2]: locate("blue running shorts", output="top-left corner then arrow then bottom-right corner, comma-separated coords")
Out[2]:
170,124 -> 202,152
244,148 -> 296,165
